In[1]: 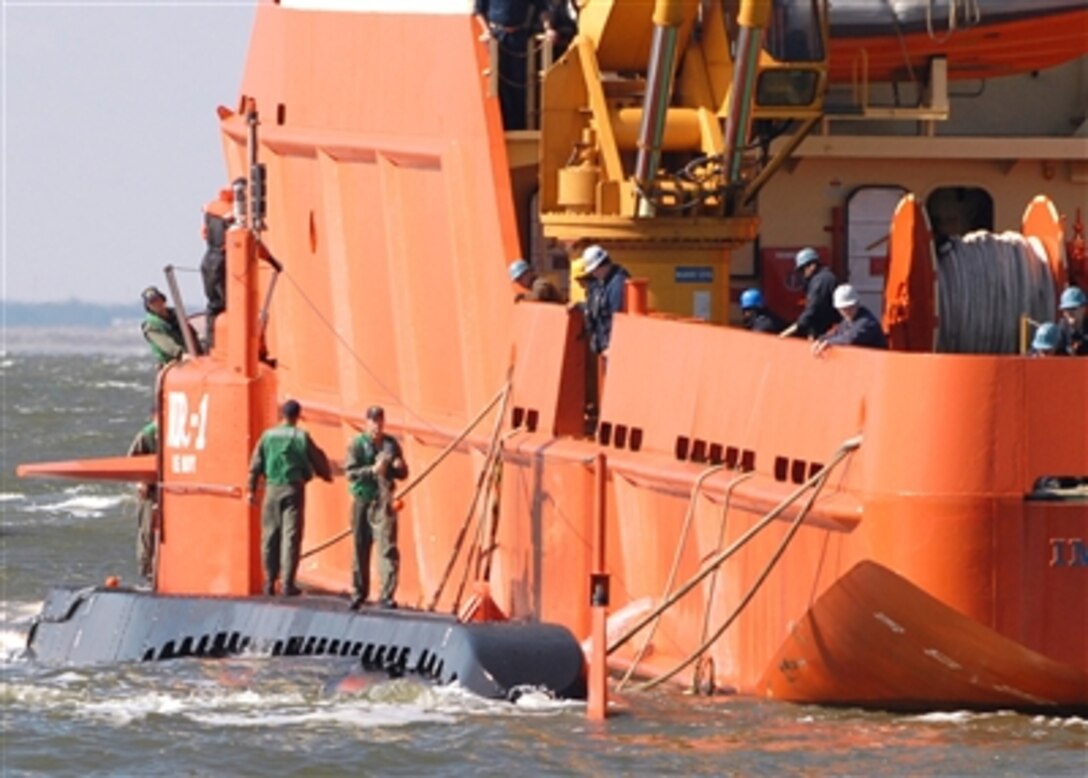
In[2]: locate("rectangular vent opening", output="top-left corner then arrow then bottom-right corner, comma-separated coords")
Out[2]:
691,440 -> 708,463
675,436 -> 690,460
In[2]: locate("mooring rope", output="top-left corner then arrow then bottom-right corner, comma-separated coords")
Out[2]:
606,435 -> 862,657
426,378 -> 513,612
936,231 -> 1056,354
299,381 -> 510,561
617,463 -> 725,691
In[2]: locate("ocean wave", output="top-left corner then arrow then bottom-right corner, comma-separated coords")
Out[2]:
92,380 -> 147,392
908,710 -> 1019,724
0,492 -> 27,502
27,494 -> 131,518
0,601 -> 41,664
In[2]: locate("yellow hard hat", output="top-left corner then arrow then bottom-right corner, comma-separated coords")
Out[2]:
570,257 -> 589,279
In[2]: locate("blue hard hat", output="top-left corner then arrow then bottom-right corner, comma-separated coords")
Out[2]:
508,259 -> 531,282
794,247 -> 820,270
740,288 -> 763,310
1032,322 -> 1060,351
1059,286 -> 1086,310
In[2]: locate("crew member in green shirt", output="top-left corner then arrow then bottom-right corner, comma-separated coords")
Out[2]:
140,286 -> 197,366
247,399 -> 331,596
345,405 -> 408,610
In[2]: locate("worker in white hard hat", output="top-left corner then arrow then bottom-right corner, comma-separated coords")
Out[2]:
580,244 -> 629,356
812,284 -> 888,356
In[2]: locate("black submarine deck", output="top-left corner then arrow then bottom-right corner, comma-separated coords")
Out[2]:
26,586 -> 586,700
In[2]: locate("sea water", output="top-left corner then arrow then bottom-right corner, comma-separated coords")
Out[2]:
1,333 -> 1084,776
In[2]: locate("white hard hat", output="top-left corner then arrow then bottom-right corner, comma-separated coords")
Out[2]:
832,284 -> 859,309
581,244 -> 610,274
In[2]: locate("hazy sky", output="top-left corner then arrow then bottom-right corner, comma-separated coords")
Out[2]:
3,1 -> 257,304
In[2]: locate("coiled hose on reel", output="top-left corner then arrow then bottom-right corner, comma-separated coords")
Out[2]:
935,231 -> 1056,354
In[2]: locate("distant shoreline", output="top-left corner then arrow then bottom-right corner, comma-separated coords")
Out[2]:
1,300 -> 141,329
3,325 -> 149,356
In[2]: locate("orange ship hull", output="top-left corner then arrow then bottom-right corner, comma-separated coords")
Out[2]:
24,2 -> 1084,712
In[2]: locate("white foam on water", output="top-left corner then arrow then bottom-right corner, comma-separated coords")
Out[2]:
74,688 -> 311,727
0,601 -> 42,664
908,710 -> 1021,724
91,380 -> 146,392
0,492 -> 27,502
30,494 -> 131,518
1033,714 -> 1088,729
193,700 -> 458,730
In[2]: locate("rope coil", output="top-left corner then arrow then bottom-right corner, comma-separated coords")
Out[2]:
936,231 -> 1056,354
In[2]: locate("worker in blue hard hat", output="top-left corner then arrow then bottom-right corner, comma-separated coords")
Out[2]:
508,258 -> 563,303
1030,321 -> 1061,357
812,284 -> 888,356
790,247 -> 840,338
740,288 -> 786,334
1056,285 -> 1087,356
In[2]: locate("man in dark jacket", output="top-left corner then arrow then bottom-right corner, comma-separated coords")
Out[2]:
740,288 -> 786,334
792,247 -> 840,338
1056,286 -> 1087,356
200,188 -> 234,350
812,284 -> 888,355
474,0 -> 555,130
346,405 -> 409,610
582,244 -> 629,357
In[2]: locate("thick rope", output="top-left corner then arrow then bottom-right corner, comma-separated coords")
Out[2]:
692,470 -> 756,690
299,382 -> 509,561
936,231 -> 1056,354
617,463 -> 725,691
606,435 -> 862,657
634,461 -> 839,692
452,446 -> 504,612
427,378 -> 513,611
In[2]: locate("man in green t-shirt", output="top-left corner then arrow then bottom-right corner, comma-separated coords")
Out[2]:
247,399 -> 331,596
345,405 -> 408,610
